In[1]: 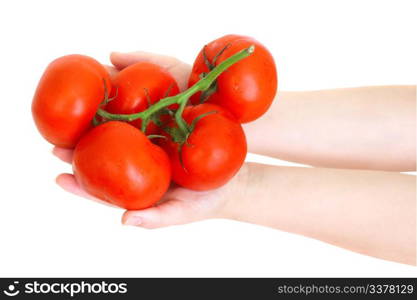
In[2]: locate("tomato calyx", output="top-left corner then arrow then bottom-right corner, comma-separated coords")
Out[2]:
163,110 -> 218,170
203,43 -> 231,70
162,125 -> 189,171
163,83 -> 175,98
164,110 -> 217,144
198,80 -> 217,104
198,43 -> 231,103
92,80 -> 118,126
102,79 -> 118,106
146,134 -> 167,140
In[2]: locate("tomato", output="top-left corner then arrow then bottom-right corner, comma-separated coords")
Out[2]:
73,121 -> 171,210
188,34 -> 277,123
158,103 -> 246,191
105,62 -> 179,133
32,54 -> 111,148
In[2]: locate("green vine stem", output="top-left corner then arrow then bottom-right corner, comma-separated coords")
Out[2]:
96,45 -> 255,131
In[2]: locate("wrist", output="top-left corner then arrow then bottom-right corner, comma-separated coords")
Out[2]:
217,163 -> 253,220
217,163 -> 294,231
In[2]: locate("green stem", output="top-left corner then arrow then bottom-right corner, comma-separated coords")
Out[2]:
96,96 -> 178,122
96,45 -> 255,125
175,95 -> 190,133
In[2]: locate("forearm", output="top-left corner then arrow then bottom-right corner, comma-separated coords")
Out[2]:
225,163 -> 416,265
244,86 -> 416,171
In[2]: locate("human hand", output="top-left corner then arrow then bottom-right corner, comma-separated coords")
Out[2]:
53,147 -> 247,228
109,50 -> 192,91
53,50 -> 247,228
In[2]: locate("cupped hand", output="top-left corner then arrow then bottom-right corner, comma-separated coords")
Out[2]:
53,147 -> 246,229
53,51 -> 246,229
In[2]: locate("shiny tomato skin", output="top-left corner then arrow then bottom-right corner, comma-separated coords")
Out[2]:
159,103 -> 247,191
188,35 -> 241,92
188,34 -> 277,123
105,62 -> 179,133
73,121 -> 171,210
32,54 -> 111,148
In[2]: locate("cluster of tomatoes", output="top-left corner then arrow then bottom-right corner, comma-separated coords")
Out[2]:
32,35 -> 277,210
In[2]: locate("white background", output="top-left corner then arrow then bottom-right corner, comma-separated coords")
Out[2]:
0,0 -> 415,277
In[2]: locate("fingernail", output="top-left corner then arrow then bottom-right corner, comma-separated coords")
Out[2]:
123,216 -> 142,226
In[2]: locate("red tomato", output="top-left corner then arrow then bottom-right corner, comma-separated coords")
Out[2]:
105,62 -> 179,133
32,54 -> 111,148
188,34 -> 277,123
73,121 -> 171,210
158,103 -> 247,191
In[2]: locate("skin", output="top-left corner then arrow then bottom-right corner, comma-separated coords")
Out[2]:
53,51 -> 416,265
245,86 -> 416,171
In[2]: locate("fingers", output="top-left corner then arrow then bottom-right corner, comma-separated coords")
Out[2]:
111,51 -> 182,70
56,173 -> 222,227
122,188 -> 208,229
103,64 -> 118,79
110,51 -> 191,91
56,173 -> 117,207
122,200 -> 190,229
52,147 -> 73,164
56,173 -> 94,200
